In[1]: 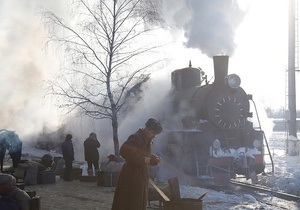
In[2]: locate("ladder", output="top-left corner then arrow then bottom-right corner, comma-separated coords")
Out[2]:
250,99 -> 274,174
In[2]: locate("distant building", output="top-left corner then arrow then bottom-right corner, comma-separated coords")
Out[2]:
272,118 -> 300,131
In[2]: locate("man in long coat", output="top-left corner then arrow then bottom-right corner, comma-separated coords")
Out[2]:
111,118 -> 163,210
61,134 -> 74,181
84,132 -> 100,175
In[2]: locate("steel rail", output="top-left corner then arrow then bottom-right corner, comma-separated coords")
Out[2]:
230,180 -> 300,202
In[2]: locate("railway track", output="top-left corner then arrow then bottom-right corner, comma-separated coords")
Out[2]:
230,180 -> 300,202
229,180 -> 300,209
189,177 -> 300,209
147,176 -> 300,210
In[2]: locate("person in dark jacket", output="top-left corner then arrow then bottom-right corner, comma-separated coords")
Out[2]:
61,134 -> 74,181
84,133 -> 100,176
0,131 -> 22,171
111,118 -> 163,210
6,132 -> 22,169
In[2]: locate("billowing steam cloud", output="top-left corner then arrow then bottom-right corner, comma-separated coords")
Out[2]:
0,0 -> 247,138
0,0 -> 63,137
162,0 -> 247,57
0,0 -> 248,168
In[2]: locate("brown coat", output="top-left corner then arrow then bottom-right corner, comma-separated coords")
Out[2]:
111,128 -> 159,210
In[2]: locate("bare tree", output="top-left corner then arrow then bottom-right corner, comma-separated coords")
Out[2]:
40,0 -> 164,156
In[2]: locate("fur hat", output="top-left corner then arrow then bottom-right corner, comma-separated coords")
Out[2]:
145,118 -> 162,134
66,134 -> 72,140
89,132 -> 97,138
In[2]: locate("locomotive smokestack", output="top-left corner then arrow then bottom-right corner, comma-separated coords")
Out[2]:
213,55 -> 229,84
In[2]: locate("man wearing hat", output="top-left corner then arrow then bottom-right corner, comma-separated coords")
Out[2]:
84,132 -> 101,176
61,134 -> 74,181
112,118 -> 163,210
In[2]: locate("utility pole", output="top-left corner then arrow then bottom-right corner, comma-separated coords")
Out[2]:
288,0 -> 297,138
287,0 -> 299,156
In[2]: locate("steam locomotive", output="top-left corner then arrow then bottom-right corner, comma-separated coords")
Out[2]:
160,55 -> 268,182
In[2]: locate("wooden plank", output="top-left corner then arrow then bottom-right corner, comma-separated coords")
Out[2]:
168,177 -> 180,200
149,179 -> 170,202
197,192 -> 207,200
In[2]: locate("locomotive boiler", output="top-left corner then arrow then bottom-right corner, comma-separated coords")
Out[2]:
162,55 -> 268,182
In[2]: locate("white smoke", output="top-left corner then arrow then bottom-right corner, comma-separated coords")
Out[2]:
162,0 -> 247,57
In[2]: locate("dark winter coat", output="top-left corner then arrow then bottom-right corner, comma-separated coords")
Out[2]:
111,128 -> 160,210
61,139 -> 74,161
84,137 -> 100,162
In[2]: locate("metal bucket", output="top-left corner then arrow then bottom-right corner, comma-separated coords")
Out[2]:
163,198 -> 202,210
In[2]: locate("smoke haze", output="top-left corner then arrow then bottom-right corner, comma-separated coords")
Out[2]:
0,0 -> 282,167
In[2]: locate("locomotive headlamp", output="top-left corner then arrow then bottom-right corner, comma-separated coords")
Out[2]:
225,74 -> 241,89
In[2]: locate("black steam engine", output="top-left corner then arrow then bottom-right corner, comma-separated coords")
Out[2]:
162,55 -> 269,182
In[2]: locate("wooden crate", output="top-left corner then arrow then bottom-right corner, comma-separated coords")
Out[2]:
59,168 -> 83,180
97,171 -> 119,187
37,171 -> 56,184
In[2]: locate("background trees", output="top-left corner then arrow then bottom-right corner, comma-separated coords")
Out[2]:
41,0 -> 164,156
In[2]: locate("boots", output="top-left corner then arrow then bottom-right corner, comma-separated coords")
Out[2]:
88,169 -> 93,176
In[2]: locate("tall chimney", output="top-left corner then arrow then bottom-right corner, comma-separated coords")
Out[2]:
213,55 -> 229,84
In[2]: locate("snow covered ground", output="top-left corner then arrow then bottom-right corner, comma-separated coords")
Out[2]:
178,131 -> 300,209
11,131 -> 300,209
260,132 -> 300,196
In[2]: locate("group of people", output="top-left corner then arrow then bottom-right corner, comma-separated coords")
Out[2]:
61,132 -> 101,181
61,117 -> 163,210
